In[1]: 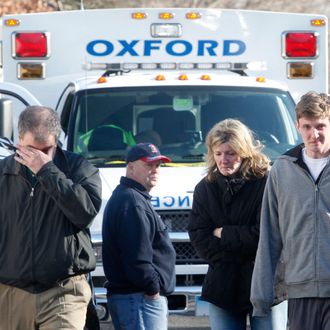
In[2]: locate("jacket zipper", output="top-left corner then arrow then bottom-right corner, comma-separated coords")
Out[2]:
24,178 -> 37,283
299,162 -> 329,296
313,164 -> 329,296
30,185 -> 36,282
296,163 -> 318,284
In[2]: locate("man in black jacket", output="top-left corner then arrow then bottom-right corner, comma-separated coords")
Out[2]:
0,106 -> 102,330
102,143 -> 176,330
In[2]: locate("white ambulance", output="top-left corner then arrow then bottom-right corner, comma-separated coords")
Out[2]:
0,8 -> 328,318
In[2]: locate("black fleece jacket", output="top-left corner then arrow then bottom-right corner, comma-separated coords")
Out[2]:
188,171 -> 267,311
102,176 -> 176,296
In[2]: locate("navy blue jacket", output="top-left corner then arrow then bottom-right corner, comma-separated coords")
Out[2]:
102,176 -> 176,296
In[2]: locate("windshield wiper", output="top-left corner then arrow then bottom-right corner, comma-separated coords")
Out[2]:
181,154 -> 204,161
87,155 -> 126,163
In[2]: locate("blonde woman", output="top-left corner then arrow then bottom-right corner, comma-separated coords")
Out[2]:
188,119 -> 271,329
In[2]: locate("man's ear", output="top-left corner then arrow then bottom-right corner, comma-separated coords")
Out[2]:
126,162 -> 134,175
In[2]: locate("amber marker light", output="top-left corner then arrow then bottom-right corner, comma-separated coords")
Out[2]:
18,63 -> 45,79
201,75 -> 211,80
4,18 -> 20,26
288,62 -> 313,78
155,74 -> 166,81
178,74 -> 188,80
159,12 -> 174,19
311,19 -> 326,26
131,12 -> 147,19
256,77 -> 266,82
186,12 -> 202,19
97,76 -> 107,83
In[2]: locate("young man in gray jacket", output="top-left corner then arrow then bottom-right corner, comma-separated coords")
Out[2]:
251,91 -> 330,330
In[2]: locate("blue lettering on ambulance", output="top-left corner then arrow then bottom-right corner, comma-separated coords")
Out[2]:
86,40 -> 114,56
178,195 -> 190,207
197,40 -> 218,56
151,195 -> 191,208
144,40 -> 162,56
117,40 -> 139,56
223,40 -> 246,56
166,40 -> 193,56
151,196 -> 160,208
163,196 -> 175,207
86,39 -> 246,57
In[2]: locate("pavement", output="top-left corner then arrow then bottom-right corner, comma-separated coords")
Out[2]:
100,313 -> 211,329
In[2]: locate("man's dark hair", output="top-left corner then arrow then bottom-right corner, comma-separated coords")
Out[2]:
18,106 -> 61,143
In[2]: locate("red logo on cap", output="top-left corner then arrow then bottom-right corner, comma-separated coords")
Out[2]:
148,144 -> 158,154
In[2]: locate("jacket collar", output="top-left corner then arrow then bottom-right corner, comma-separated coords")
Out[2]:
282,143 -> 304,162
120,176 -> 151,199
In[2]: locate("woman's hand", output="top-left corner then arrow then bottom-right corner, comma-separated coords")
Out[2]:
213,227 -> 223,238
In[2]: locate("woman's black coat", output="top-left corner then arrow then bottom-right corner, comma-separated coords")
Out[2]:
188,172 -> 267,312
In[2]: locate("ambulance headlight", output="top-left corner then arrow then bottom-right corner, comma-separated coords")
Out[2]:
151,23 -> 182,38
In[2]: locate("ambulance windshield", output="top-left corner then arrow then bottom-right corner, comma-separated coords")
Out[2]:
71,86 -> 300,165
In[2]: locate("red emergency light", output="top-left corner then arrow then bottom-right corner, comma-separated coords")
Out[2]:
14,32 -> 49,58
284,32 -> 317,58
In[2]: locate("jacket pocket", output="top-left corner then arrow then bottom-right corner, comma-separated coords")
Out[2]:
202,263 -> 240,309
284,234 -> 314,284
72,230 -> 96,273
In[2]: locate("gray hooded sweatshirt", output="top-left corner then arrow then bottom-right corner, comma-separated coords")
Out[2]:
251,144 -> 330,317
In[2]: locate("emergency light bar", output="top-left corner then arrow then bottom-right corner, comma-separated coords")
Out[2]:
83,61 -> 267,72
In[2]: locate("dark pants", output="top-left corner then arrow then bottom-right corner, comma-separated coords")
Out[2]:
288,298 -> 330,330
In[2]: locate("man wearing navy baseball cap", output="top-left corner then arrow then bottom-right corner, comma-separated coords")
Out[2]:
102,143 -> 176,330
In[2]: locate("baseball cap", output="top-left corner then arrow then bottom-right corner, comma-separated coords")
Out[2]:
126,143 -> 171,163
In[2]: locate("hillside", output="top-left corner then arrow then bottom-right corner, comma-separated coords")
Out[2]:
1,0 -> 329,17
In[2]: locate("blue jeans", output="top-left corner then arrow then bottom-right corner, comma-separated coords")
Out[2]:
107,292 -> 168,330
209,303 -> 272,330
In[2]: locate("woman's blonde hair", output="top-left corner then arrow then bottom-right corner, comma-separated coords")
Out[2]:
205,119 -> 269,181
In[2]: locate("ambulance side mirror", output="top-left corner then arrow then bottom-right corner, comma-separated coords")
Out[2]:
0,99 -> 13,139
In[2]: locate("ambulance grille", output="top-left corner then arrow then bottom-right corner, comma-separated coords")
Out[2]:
158,210 -> 190,232
157,210 -> 204,264
172,242 -> 203,264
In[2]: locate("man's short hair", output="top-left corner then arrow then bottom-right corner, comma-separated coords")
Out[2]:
18,106 -> 61,143
295,91 -> 330,120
